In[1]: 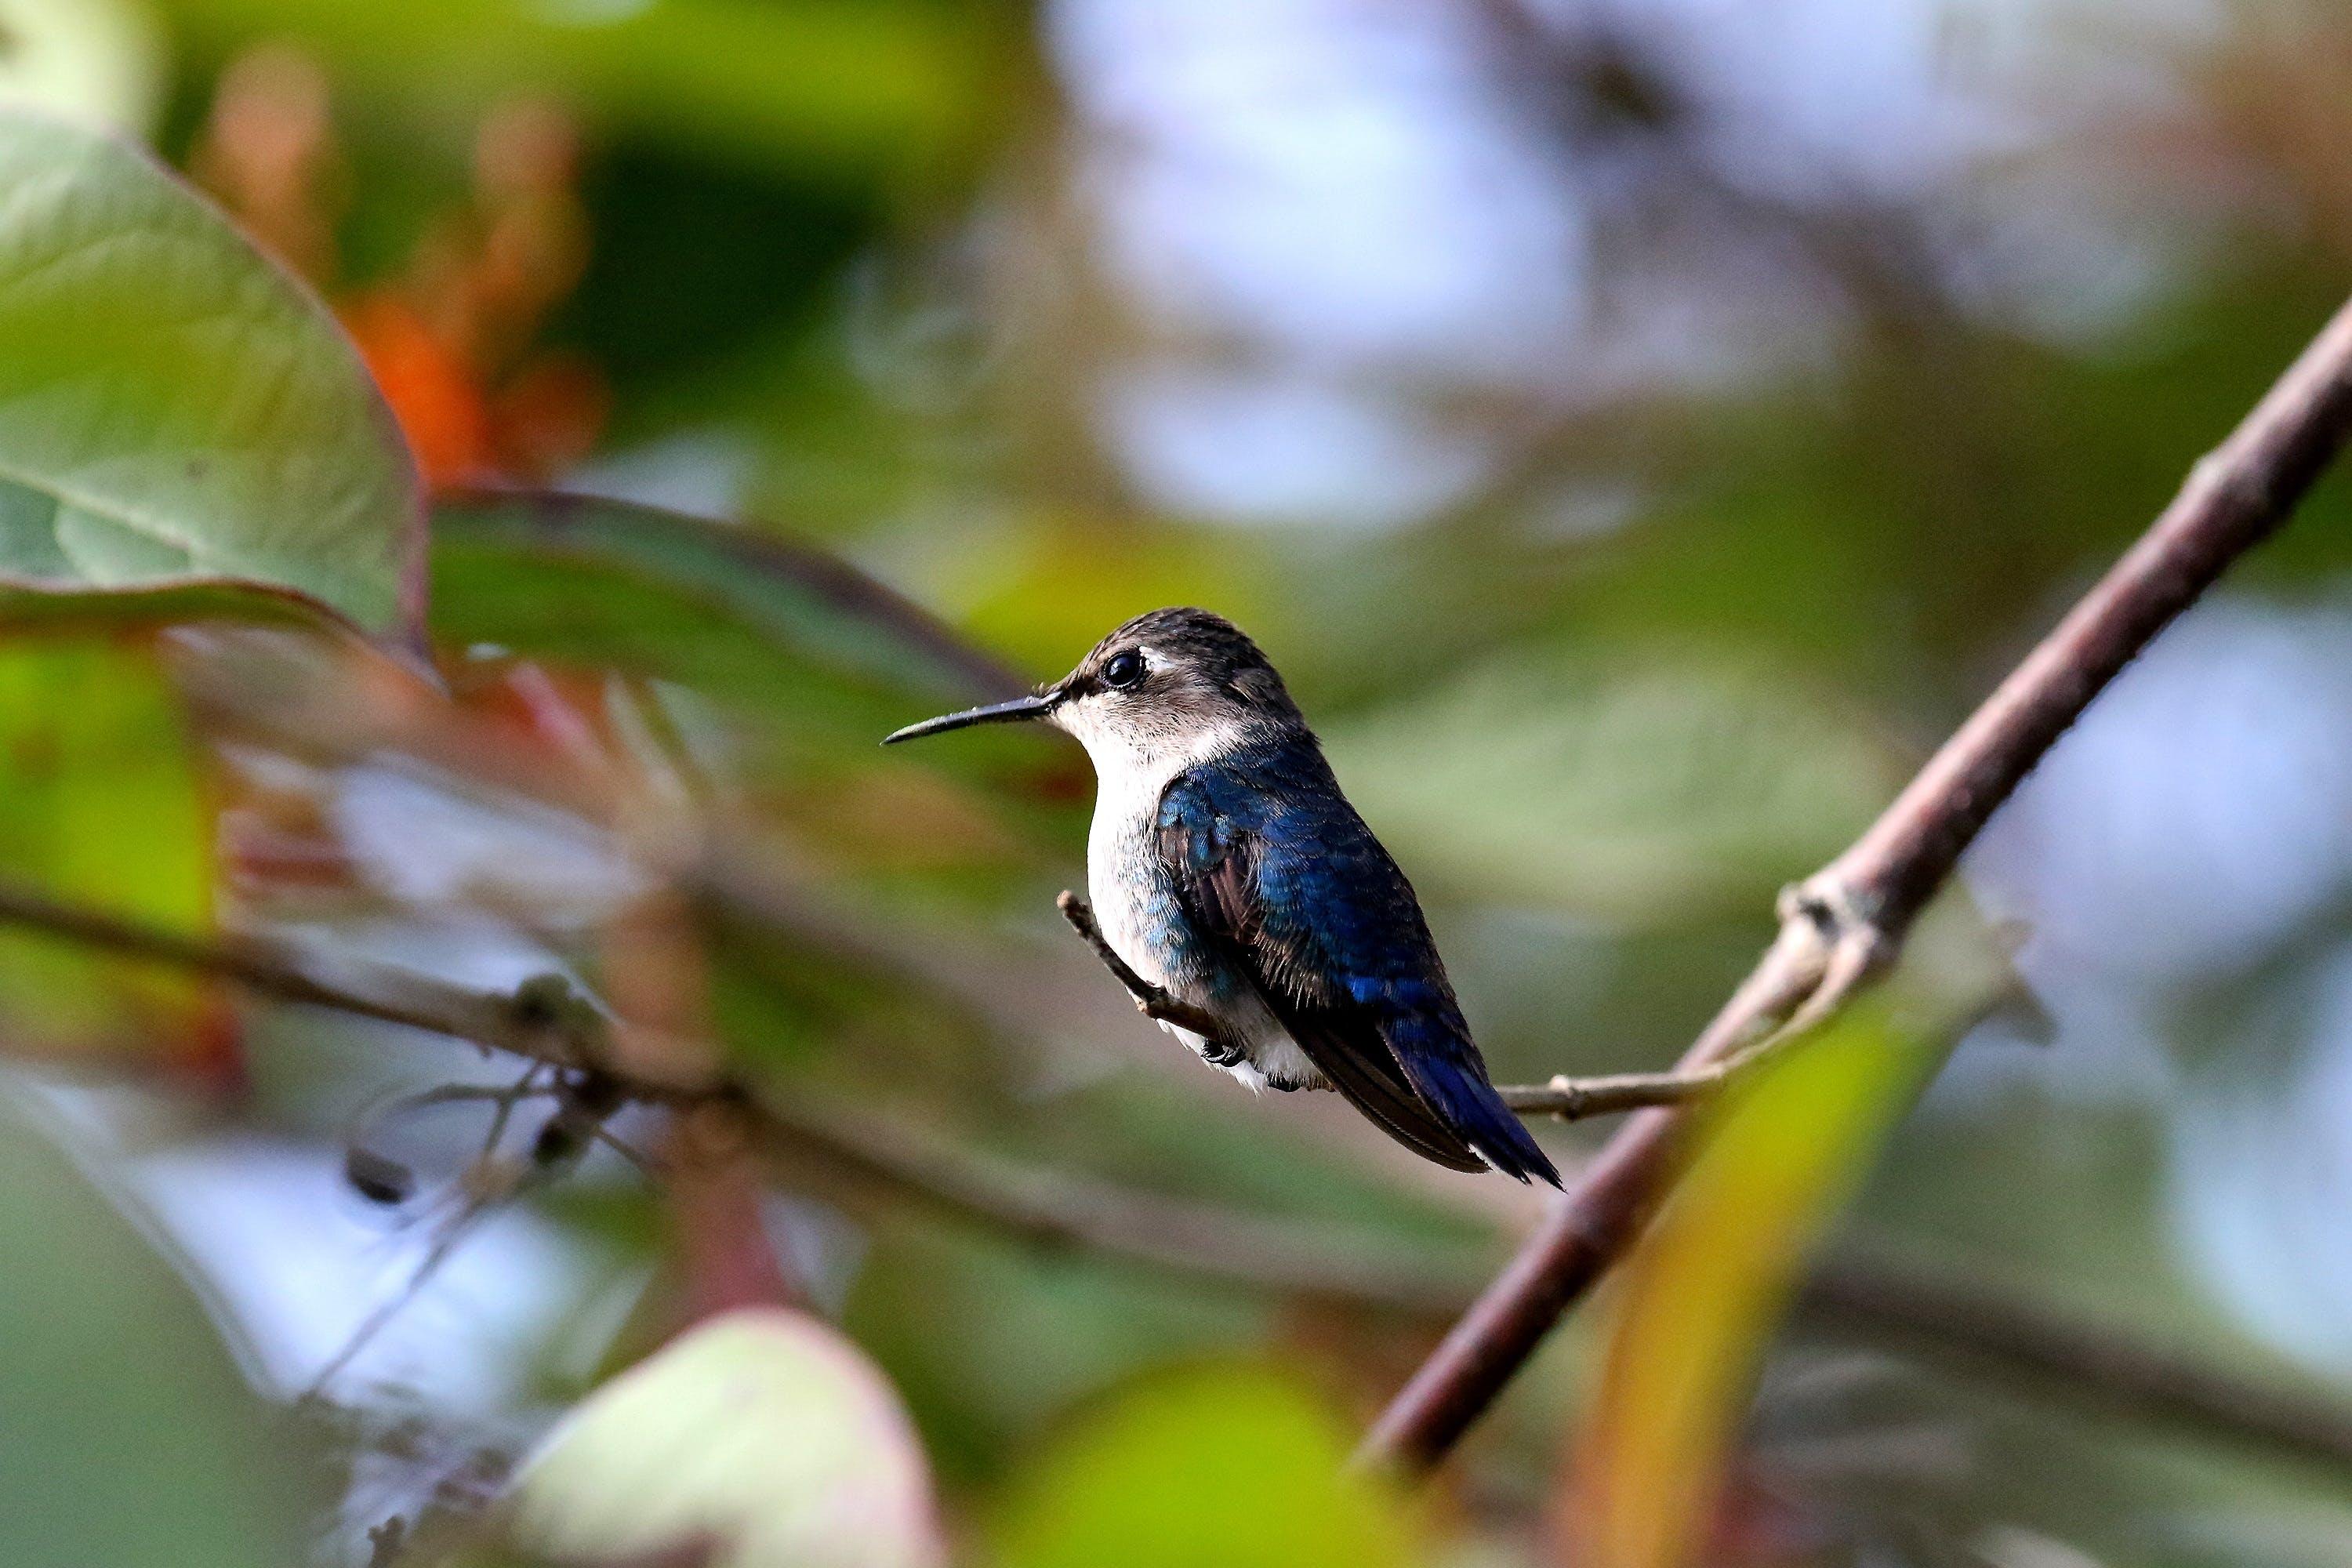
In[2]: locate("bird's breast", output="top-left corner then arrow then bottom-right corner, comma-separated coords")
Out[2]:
1083,765 -> 1324,1094
1085,779 -> 1183,993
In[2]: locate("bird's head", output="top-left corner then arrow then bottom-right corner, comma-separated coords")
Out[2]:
884,607 -> 1304,768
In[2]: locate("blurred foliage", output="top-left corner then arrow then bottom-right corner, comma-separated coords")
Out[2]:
512,1307 -> 945,1568
1563,1011 -> 1930,1568
0,638 -> 216,1058
1,1 -> 2351,1566
0,1088 -> 314,1566
0,0 -> 164,134
0,106 -> 419,635
1327,651 -> 1900,924
160,0 -> 999,178
989,1363 -> 1421,1568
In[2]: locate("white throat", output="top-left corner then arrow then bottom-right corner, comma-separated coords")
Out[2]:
1049,702 -> 1253,800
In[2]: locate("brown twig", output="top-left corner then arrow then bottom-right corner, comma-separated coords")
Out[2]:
1498,1068 -> 1720,1117
0,866 -> 1486,1312
1358,292 -> 2352,1474
779,1105 -> 2352,1476
0,880 -> 584,1055
740,1091 -> 1480,1317
1495,945 -> 1874,1119
0,880 -> 677,1089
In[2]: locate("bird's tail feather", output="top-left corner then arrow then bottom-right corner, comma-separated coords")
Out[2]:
1395,1048 -> 1560,1188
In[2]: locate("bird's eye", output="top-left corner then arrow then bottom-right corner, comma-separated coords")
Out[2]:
1102,650 -> 1146,690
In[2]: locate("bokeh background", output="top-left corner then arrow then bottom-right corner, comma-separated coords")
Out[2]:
8,0 -> 2352,1563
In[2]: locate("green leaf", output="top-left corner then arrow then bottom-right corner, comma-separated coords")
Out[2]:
992,1363 -> 1422,1568
0,107 -> 423,637
0,1089 -> 313,1566
434,489 -> 1022,711
510,1306 -> 946,1568
431,491 -> 1077,890
0,0 -> 164,134
1562,1011 -> 1931,1568
0,637 -> 215,1051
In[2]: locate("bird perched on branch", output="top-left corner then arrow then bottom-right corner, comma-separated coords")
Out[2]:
886,608 -> 1558,1185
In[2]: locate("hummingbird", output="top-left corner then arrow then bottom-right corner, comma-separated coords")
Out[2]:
885,608 -> 1558,1185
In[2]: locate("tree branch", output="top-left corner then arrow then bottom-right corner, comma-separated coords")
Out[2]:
739,1092 -> 1479,1317
1498,1069 -> 1719,1117
1358,292 -> 2352,1475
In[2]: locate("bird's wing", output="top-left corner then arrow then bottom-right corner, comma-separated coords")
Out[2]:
1156,760 -> 1557,1184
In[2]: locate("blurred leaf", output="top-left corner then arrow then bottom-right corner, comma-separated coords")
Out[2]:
0,636 -> 215,1054
432,490 -> 1074,887
0,1090 -> 312,1566
1562,1011 -> 1930,1568
162,0 -> 987,178
0,0 -> 164,134
991,1363 -> 1421,1568
0,107 -> 423,637
435,489 -> 1021,707
511,1305 -> 946,1568
844,1228 -> 1264,1486
1326,652 -> 1899,924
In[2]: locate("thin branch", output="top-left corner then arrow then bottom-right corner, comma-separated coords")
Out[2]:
1359,292 -> 2352,1475
738,1088 -> 1483,1317
1497,946 -> 1874,1119
786,1110 -> 2352,1475
0,870 -> 1480,1316
1498,1068 -> 1719,1117
0,866 -> 1494,1315
315,1065 -> 582,1395
0,882 -> 514,1047
301,1197 -> 500,1400
0,882 -> 717,1106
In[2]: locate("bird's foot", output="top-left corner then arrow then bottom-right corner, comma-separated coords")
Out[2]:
1199,1036 -> 1247,1069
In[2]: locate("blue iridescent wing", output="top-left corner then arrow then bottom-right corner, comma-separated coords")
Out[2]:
1156,747 -> 1558,1185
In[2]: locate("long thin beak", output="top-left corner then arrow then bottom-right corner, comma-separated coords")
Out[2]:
883,692 -> 1058,745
